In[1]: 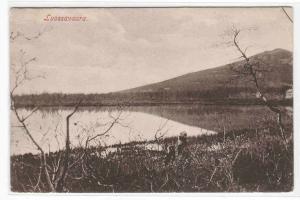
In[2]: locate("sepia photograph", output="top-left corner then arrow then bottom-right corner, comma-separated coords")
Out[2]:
9,7 -> 293,193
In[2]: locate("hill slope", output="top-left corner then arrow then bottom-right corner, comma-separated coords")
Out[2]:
119,49 -> 292,98
13,49 -> 292,107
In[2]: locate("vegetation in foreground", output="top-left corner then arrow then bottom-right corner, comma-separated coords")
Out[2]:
11,125 -> 293,192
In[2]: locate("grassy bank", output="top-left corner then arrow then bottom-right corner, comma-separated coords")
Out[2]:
11,125 -> 293,192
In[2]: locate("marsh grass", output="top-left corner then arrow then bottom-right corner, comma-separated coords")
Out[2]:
11,123 -> 293,192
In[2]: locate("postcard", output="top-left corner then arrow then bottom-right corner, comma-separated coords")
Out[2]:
9,7 -> 293,193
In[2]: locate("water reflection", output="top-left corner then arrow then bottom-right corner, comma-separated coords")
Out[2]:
11,108 -> 216,155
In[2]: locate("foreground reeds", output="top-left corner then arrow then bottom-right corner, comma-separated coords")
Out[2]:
11,125 -> 293,193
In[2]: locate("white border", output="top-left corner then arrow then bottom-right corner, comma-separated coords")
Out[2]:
1,1 -> 300,200
5,1 -> 300,7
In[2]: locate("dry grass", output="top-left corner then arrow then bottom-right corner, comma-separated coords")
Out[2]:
11,125 -> 293,193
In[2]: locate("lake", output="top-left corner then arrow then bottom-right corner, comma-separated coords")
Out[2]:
10,104 -> 277,155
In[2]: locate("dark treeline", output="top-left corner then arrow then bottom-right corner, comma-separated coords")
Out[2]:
13,86 -> 291,108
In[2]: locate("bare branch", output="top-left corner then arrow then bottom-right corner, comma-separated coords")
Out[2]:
55,100 -> 82,192
10,26 -> 52,42
281,7 -> 293,23
11,96 -> 55,191
10,29 -> 55,192
86,112 -> 122,146
21,107 -> 39,122
233,28 -> 249,62
230,27 -> 288,144
154,119 -> 169,142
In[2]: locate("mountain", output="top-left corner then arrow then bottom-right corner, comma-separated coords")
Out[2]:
115,48 -> 292,102
14,49 -> 293,107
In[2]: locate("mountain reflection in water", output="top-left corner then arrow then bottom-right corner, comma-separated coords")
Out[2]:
11,107 -> 218,155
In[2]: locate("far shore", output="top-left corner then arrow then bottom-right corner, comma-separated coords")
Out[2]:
12,99 -> 292,109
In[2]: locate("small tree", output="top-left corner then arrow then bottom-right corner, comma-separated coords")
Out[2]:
10,29 -> 82,192
10,30 -> 56,191
228,27 -> 289,144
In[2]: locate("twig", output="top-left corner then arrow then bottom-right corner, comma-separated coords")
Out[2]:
281,7 -> 293,23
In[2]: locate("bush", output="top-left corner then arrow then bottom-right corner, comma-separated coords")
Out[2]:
232,136 -> 293,191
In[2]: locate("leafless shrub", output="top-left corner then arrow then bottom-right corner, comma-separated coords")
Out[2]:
225,26 -> 290,148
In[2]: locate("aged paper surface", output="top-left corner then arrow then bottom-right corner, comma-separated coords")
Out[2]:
10,7 -> 293,192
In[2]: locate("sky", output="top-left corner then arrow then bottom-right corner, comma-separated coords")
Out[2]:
10,7 -> 293,94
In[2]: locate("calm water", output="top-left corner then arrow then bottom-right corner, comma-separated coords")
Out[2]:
11,105 -> 277,155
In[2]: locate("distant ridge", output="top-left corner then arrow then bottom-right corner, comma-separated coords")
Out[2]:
13,49 -> 292,107
117,48 -> 292,95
